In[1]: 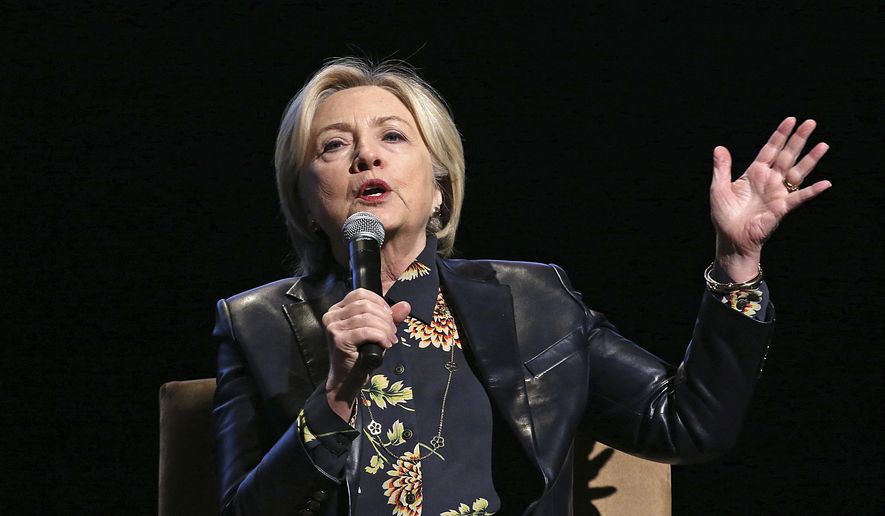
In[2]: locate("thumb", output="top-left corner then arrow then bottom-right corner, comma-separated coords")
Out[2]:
711,145 -> 732,190
391,301 -> 411,324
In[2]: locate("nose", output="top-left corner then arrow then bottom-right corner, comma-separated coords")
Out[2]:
350,141 -> 383,174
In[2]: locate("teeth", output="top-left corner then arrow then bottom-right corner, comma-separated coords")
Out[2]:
363,186 -> 385,196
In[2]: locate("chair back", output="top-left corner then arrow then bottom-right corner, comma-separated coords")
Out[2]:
158,379 -> 218,516
575,420 -> 672,515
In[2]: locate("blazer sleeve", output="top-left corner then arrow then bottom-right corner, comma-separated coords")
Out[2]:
566,269 -> 775,464
212,298 -> 342,515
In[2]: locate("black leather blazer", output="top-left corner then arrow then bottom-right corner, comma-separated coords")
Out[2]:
213,258 -> 774,515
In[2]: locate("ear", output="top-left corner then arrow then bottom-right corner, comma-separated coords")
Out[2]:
432,187 -> 443,213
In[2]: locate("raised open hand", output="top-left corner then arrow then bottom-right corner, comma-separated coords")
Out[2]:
710,117 -> 832,281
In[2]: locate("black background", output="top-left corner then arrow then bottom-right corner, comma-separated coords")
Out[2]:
5,2 -> 883,514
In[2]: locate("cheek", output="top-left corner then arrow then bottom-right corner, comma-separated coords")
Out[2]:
300,168 -> 345,217
412,155 -> 438,204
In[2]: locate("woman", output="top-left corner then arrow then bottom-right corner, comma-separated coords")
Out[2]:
213,58 -> 831,516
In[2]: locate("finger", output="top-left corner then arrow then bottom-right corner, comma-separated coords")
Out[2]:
347,327 -> 397,349
785,180 -> 833,211
332,297 -> 395,322
329,320 -> 397,348
391,301 -> 412,324
335,289 -> 394,321
774,119 -> 816,173
711,146 -> 733,191
343,288 -> 393,312
335,310 -> 398,333
326,300 -> 398,336
327,293 -> 390,321
788,142 -> 829,185
754,117 -> 797,165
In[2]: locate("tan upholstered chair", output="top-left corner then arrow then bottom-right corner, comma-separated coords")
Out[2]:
158,379 -> 670,516
159,379 -> 218,516
574,419 -> 672,515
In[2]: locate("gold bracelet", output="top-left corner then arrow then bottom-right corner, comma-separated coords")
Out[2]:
704,262 -> 763,293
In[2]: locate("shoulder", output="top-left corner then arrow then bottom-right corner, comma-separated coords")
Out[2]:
220,278 -> 298,315
441,258 -> 597,360
442,257 -> 575,287
216,274 -> 346,340
213,279 -> 304,376
441,258 -> 585,310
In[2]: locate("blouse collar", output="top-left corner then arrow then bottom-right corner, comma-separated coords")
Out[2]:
384,235 -> 440,324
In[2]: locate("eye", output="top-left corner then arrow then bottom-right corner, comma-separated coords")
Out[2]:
382,131 -> 407,143
321,138 -> 346,154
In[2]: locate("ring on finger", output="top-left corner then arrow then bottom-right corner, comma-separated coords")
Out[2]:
783,178 -> 800,193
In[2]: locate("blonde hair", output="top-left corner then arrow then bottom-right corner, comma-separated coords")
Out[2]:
274,57 -> 465,276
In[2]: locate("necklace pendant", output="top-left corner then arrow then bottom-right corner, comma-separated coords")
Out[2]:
444,361 -> 457,372
367,420 -> 382,436
430,435 -> 445,449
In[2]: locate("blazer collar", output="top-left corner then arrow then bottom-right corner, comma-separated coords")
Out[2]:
284,270 -> 346,304
437,258 -> 539,469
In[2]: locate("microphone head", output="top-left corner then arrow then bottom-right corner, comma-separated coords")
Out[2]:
342,211 -> 385,245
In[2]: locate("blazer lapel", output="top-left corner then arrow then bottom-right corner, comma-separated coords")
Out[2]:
438,259 -> 539,467
282,273 -> 347,389
282,274 -> 364,507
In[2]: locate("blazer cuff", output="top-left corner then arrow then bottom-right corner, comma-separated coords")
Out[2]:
709,263 -> 771,321
303,382 -> 359,457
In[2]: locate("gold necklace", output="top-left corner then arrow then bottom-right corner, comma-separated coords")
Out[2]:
362,342 -> 457,463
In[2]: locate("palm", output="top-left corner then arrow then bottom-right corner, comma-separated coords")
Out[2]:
710,117 -> 831,258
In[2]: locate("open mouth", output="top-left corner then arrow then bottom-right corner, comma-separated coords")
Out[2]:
357,179 -> 392,203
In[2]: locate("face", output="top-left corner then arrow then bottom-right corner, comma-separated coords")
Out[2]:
300,86 -> 441,256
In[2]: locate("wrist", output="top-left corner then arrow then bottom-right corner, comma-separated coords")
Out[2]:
326,389 -> 358,424
714,253 -> 761,283
705,261 -> 763,293
325,371 -> 365,423
715,238 -> 762,283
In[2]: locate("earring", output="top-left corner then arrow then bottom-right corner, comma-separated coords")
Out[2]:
309,219 -> 322,234
427,205 -> 443,233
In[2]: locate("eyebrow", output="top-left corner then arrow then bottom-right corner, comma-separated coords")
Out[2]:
315,115 -> 412,136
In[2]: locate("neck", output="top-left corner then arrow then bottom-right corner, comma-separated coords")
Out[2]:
378,232 -> 427,294
330,231 -> 428,295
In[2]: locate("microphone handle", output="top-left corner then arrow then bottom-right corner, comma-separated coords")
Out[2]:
349,238 -> 384,369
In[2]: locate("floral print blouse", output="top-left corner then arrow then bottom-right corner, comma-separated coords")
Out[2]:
296,237 -> 768,515
300,238 -> 500,515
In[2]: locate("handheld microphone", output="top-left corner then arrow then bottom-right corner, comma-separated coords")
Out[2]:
341,212 -> 386,369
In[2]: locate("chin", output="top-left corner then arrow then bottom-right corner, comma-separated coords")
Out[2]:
349,205 -> 426,242
352,204 -> 393,224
